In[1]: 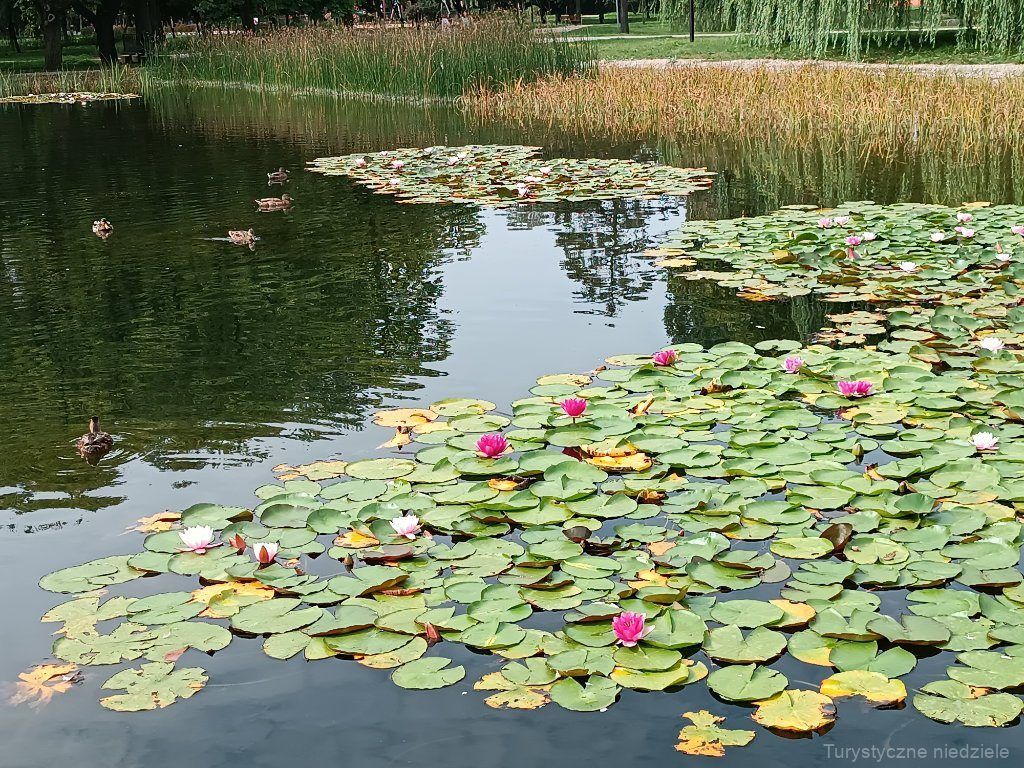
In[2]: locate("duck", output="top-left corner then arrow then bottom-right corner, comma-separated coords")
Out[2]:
92,218 -> 113,238
255,193 -> 293,212
77,416 -> 114,457
228,229 -> 256,246
267,167 -> 289,184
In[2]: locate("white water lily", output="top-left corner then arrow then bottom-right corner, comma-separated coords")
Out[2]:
390,515 -> 422,539
178,526 -> 219,554
833,216 -> 851,226
956,212 -> 974,223
979,337 -> 1006,353
930,231 -> 946,242
861,231 -> 877,241
254,541 -> 279,564
970,432 -> 999,452
997,252 -> 1012,263
898,261 -> 919,273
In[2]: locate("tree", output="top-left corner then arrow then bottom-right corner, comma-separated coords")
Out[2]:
71,0 -> 121,63
35,0 -> 70,69
1,0 -> 20,52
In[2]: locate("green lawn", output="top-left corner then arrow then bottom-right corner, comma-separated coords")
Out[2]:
0,43 -> 101,72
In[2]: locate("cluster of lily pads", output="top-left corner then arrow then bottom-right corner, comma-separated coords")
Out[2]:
0,92 -> 139,106
306,145 -> 714,206
28,200 -> 1024,754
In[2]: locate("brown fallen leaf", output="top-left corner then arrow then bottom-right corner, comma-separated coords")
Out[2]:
334,530 -> 381,549
378,427 -> 412,450
9,664 -> 82,708
126,511 -> 181,534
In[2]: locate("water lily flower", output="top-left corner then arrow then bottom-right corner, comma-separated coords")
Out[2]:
845,235 -> 862,247
390,515 -> 422,540
1012,225 -> 1024,236
254,541 -> 279,564
837,380 -> 874,398
861,231 -> 877,241
997,252 -> 1012,263
930,231 -> 946,242
390,160 -> 405,171
515,183 -> 531,198
227,533 -> 246,554
818,217 -> 835,229
955,226 -> 975,238
446,156 -> 460,166
898,261 -> 919,273
834,216 -> 851,226
539,166 -> 552,176
652,348 -> 678,367
353,157 -> 367,168
612,611 -> 652,647
781,356 -> 804,374
957,212 -> 974,223
560,398 -> 587,419
978,337 -> 1006,353
476,432 -> 510,458
970,432 -> 999,452
178,525 -> 220,554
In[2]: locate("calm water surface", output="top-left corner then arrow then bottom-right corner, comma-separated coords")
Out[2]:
0,91 -> 1019,768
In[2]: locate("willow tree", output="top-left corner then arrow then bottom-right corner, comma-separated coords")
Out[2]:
663,0 -> 1024,59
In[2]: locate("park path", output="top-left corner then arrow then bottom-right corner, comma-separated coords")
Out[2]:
602,57 -> 1024,79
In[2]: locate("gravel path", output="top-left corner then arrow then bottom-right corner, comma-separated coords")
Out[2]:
602,57 -> 1024,79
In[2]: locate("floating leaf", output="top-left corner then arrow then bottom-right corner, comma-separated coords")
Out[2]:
675,710 -> 755,757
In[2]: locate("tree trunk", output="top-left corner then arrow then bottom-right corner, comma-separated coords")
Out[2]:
132,0 -> 160,52
40,3 -> 65,70
95,5 -> 117,63
616,0 -> 628,33
240,0 -> 255,31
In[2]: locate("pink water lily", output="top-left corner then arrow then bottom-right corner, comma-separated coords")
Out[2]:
834,216 -> 851,226
390,160 -> 405,171
390,515 -> 422,539
178,525 -> 221,554
955,226 -> 975,238
1012,225 -> 1024,236
612,611 -> 652,647
818,217 -> 835,229
837,380 -> 874,398
931,231 -> 946,242
539,166 -> 552,176
652,348 -> 678,366
781,356 -> 804,374
956,212 -> 974,223
353,157 -> 367,168
845,235 -> 862,247
970,432 -> 999,452
515,183 -> 531,198
254,541 -> 279,564
476,432 -> 510,458
979,337 -> 1006,353
898,261 -> 919,273
560,398 -> 588,419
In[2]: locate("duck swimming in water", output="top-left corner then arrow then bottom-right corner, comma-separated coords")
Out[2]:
255,193 -> 293,212
77,416 -> 114,458
228,229 -> 256,246
92,219 -> 113,238
267,167 -> 289,184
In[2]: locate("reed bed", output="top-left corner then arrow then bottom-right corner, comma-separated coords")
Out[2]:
470,64 -> 1024,159
0,66 -> 139,99
144,18 -> 593,102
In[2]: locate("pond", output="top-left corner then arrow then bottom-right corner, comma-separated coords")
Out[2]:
1,89 -> 1020,768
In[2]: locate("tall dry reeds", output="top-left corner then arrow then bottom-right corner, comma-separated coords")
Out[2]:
144,18 -> 593,102
470,63 -> 1024,160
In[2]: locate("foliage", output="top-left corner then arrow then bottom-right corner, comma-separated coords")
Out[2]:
143,17 -> 593,102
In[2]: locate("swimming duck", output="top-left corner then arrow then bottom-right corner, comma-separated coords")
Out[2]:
255,193 -> 293,211
77,416 -> 114,457
228,229 -> 256,246
267,167 -> 289,184
92,219 -> 113,238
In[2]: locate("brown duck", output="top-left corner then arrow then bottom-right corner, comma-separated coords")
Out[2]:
267,167 -> 289,184
77,416 -> 114,457
228,229 -> 256,246
255,193 -> 293,212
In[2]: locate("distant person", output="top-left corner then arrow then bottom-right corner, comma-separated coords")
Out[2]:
440,13 -> 451,29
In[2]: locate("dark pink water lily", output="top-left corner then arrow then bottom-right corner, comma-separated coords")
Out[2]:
560,398 -> 587,419
837,380 -> 874,398
652,349 -> 678,367
476,433 -> 509,458
253,542 -> 279,565
612,611 -> 652,647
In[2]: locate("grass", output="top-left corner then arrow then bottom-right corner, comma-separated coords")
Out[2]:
0,43 -> 101,72
143,18 -> 593,102
469,65 -> 1024,160
0,66 -> 138,99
